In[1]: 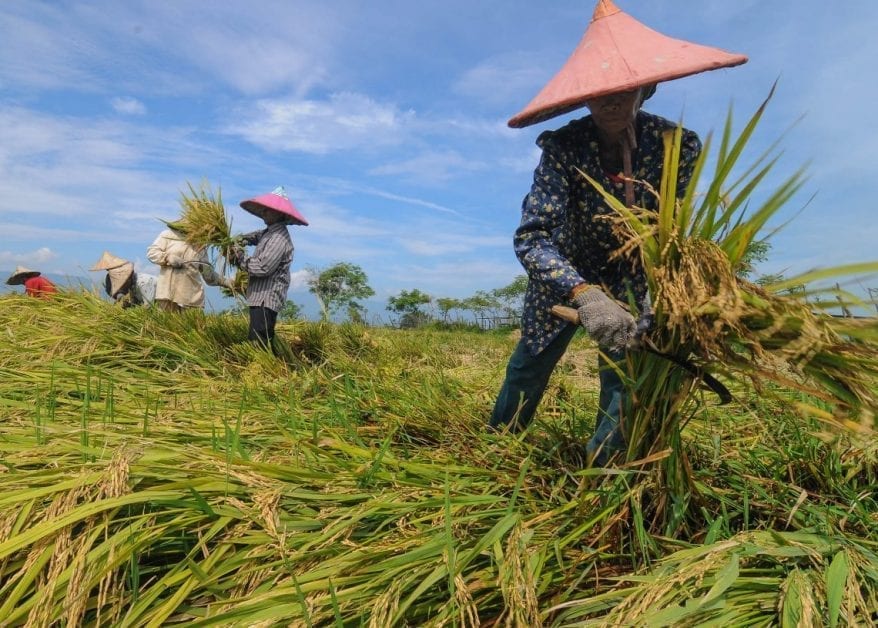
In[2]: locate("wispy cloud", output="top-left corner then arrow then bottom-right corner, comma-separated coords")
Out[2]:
454,50 -> 557,110
0,1 -> 345,98
369,150 -> 488,185
398,233 -> 509,256
111,97 -> 146,115
224,92 -> 415,154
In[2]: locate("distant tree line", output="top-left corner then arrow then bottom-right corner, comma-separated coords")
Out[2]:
226,243 -> 878,325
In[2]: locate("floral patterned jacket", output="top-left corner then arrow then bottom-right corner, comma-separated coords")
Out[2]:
515,110 -> 702,356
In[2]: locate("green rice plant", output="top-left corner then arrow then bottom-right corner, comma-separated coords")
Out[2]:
579,89 -> 878,531
548,530 -> 878,626
167,179 -> 238,268
0,288 -> 875,625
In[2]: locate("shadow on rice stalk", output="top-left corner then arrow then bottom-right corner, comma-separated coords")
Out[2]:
0,90 -> 876,626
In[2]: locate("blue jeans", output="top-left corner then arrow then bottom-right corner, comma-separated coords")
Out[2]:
490,324 -> 627,466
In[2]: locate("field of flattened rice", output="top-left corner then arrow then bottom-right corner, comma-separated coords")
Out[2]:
0,291 -> 876,627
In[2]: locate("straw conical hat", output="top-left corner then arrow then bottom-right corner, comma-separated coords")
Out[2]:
6,265 -> 41,285
508,0 -> 748,128
90,251 -> 130,271
240,186 -> 309,226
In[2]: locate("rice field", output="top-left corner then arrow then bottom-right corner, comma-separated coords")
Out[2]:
2,95 -> 877,625
1,291 -> 876,626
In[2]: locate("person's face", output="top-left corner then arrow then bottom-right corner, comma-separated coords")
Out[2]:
585,88 -> 643,134
263,209 -> 286,225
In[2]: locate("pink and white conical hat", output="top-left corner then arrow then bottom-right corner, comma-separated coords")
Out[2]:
239,186 -> 309,226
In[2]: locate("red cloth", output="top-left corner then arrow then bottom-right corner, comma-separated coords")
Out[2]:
24,275 -> 57,298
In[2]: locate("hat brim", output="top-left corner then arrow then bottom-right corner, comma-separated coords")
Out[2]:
6,271 -> 40,285
240,200 -> 309,226
507,0 -> 747,128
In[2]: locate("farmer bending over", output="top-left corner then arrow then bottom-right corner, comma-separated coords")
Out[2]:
90,251 -> 157,307
490,0 -> 746,466
5,266 -> 56,298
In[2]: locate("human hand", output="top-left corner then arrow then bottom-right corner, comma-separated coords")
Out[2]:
228,245 -> 245,267
166,254 -> 185,268
572,287 -> 636,353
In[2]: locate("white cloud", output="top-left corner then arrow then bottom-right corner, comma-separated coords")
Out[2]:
0,1 -> 343,98
225,92 -> 415,154
0,246 -> 57,265
111,97 -> 146,115
289,269 -> 314,291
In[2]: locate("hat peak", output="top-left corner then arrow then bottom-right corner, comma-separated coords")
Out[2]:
592,0 -> 621,20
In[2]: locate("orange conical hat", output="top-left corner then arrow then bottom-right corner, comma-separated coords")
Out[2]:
508,0 -> 748,128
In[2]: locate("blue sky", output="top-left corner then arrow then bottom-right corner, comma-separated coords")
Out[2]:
2,0 -> 877,316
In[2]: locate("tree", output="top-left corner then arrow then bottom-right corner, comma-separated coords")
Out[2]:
346,302 -> 366,325
435,297 -> 462,323
737,240 -> 770,279
387,289 -> 432,328
278,300 -> 303,321
462,290 -> 500,321
307,262 -> 375,321
491,274 -> 528,318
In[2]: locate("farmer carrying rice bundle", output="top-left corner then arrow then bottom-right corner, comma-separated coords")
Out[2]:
230,186 -> 309,352
147,222 -> 232,312
90,251 -> 157,307
490,0 -> 747,466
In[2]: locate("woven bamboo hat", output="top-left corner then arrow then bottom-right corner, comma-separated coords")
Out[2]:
508,0 -> 748,128
90,251 -> 129,271
90,251 -> 134,295
5,265 -> 41,285
240,186 -> 309,226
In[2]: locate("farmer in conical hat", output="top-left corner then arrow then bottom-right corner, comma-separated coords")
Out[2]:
230,186 -> 308,352
146,222 -> 232,312
5,266 -> 57,298
90,251 -> 157,307
491,0 -> 746,465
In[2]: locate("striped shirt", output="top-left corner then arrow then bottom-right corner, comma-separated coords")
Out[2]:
241,223 -> 293,312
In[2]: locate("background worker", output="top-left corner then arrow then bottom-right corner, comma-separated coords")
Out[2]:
490,0 -> 747,466
147,224 -> 231,312
90,251 -> 156,307
5,266 -> 57,298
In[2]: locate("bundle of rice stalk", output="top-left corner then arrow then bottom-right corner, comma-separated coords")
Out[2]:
579,88 -> 878,528
168,179 -> 238,263
220,268 -> 248,298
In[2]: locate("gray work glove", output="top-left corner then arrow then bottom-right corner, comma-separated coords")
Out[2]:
572,287 -> 637,353
166,254 -> 185,269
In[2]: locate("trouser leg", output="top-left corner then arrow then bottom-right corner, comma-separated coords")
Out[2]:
156,299 -> 183,313
489,324 -> 578,432
586,350 -> 628,466
248,306 -> 278,352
